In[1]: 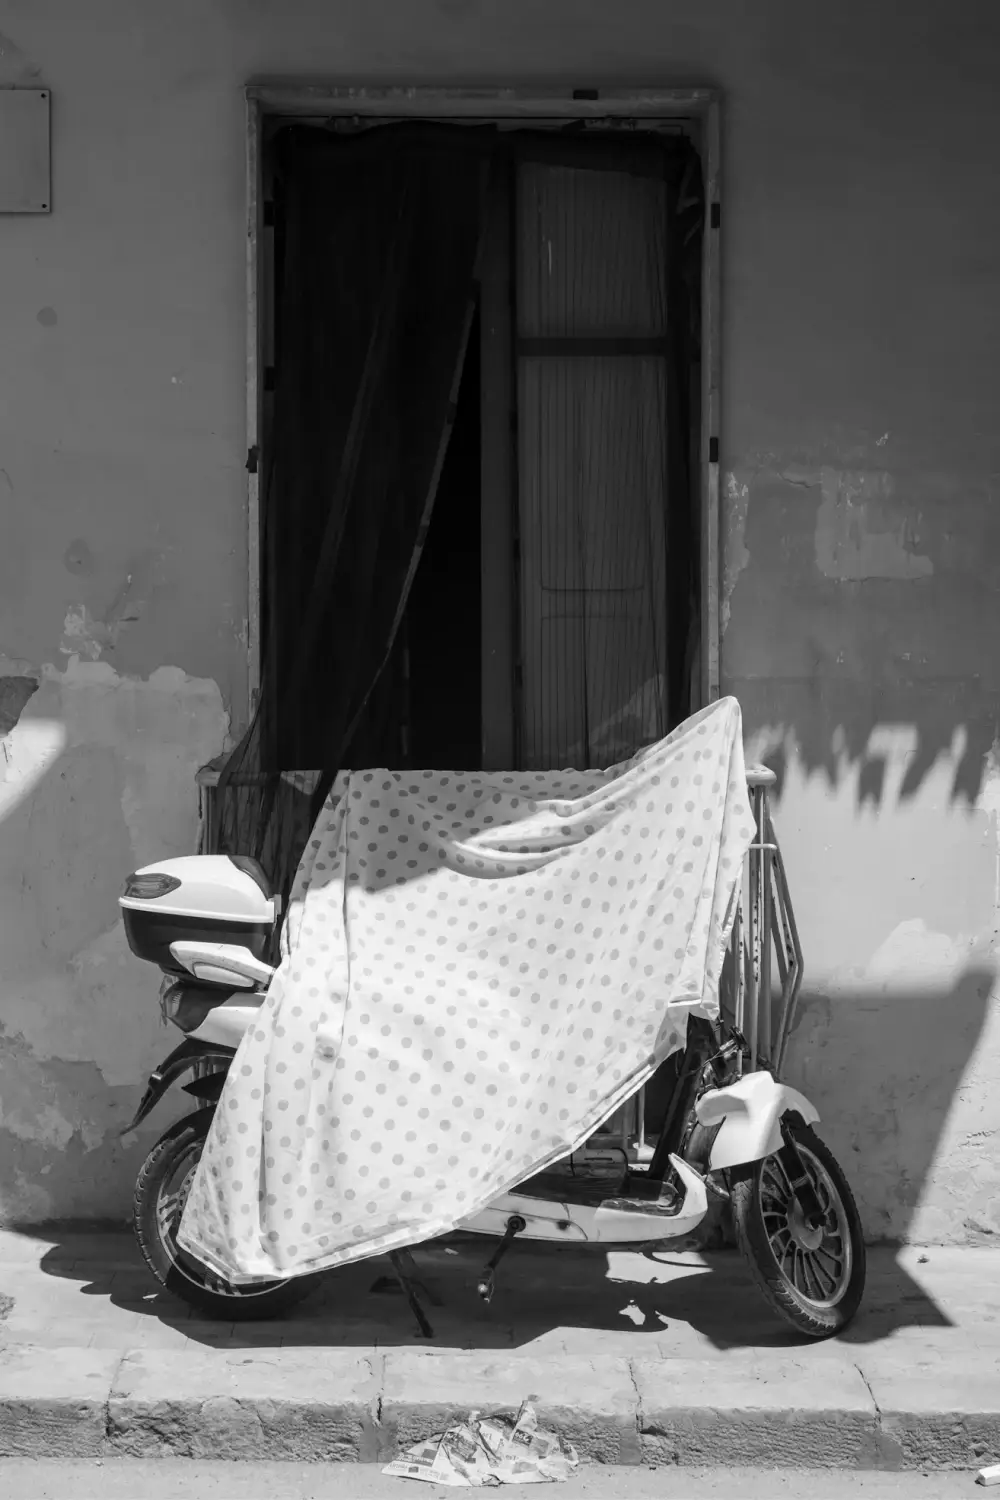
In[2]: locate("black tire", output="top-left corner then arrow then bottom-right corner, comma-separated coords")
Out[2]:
134,1107 -> 314,1321
730,1119 -> 866,1338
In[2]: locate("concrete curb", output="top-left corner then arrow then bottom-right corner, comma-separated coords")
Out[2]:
1,1345 -> 998,1469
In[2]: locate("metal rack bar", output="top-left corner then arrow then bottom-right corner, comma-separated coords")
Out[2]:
747,786 -> 762,1073
758,788 -> 773,1069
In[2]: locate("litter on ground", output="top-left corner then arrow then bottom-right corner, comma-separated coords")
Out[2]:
382,1402 -> 579,1486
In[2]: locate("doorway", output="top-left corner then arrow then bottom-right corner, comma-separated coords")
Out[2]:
255,110 -> 709,779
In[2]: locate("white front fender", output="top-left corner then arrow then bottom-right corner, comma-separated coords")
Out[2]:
695,1070 -> 819,1171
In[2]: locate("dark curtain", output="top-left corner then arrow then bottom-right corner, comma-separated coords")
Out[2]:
664,146 -> 705,728
212,124 -> 491,908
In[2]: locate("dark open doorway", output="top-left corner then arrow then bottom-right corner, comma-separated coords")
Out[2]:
255,118 -> 704,782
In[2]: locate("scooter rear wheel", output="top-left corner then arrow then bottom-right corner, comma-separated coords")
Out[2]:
134,1107 -> 314,1321
730,1119 -> 866,1338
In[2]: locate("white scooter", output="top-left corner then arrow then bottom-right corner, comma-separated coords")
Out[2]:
119,768 -> 865,1339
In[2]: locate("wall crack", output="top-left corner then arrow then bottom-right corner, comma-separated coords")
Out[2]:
103,1349 -> 130,1453
854,1360 -> 881,1424
627,1357 -> 642,1433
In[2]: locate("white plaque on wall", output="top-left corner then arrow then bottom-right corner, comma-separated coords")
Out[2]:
0,89 -> 51,213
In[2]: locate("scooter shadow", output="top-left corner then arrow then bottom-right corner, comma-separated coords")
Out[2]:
38,1232 -> 950,1354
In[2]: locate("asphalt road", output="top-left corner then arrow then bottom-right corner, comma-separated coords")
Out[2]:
0,1463 -> 984,1499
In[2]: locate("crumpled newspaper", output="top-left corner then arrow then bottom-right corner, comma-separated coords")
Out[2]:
383,1401 -> 579,1486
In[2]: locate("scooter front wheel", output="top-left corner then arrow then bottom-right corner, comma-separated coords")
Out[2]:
730,1119 -> 866,1338
134,1107 -> 314,1321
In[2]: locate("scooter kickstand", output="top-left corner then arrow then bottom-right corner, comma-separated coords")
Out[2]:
393,1245 -> 443,1307
390,1250 -> 435,1339
477,1214 -> 526,1305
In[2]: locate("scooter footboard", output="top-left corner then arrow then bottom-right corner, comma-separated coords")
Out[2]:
695,1070 -> 819,1171
457,1155 -> 709,1245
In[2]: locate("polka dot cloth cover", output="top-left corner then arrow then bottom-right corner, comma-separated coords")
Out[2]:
178,697 -> 755,1283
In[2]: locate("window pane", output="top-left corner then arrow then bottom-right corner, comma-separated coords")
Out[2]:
516,162 -> 668,339
518,355 -> 669,769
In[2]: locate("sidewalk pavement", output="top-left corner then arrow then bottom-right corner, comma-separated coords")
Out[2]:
1,1229 -> 998,1472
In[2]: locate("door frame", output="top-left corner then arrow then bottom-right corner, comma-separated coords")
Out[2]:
243,83 -> 721,732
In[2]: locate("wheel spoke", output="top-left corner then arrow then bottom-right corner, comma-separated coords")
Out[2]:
810,1253 -> 839,1297
814,1252 -> 844,1285
154,1152 -> 202,1269
156,1189 -> 184,1236
802,1251 -> 831,1298
815,1242 -> 845,1278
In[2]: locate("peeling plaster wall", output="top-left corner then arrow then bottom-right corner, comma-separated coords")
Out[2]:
1,0 -> 999,1240
0,660 -> 229,1219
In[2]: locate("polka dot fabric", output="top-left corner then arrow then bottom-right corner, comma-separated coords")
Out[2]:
178,697 -> 755,1283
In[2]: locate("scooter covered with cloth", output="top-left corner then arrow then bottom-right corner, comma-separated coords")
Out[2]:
119,756 -> 866,1341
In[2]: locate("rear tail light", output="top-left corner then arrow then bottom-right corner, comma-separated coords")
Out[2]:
122,872 -> 181,901
160,976 -> 183,1024
159,977 -> 229,1034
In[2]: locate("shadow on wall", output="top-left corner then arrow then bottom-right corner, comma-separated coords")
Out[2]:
729,644 -> 1000,1237
787,964 -> 998,1244
725,458 -> 1000,812
748,695 -> 996,811
735,711 -> 1000,1246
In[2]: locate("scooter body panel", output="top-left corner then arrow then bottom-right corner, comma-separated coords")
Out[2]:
187,995 -> 265,1049
119,1036 -> 235,1136
457,1155 -> 709,1245
695,1070 -> 820,1170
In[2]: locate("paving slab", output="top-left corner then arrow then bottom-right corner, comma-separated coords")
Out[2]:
632,1353 -> 882,1467
0,1346 -> 122,1458
857,1345 -> 1000,1471
107,1348 -> 383,1461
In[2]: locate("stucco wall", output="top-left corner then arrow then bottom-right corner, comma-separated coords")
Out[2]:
1,0 -> 998,1239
